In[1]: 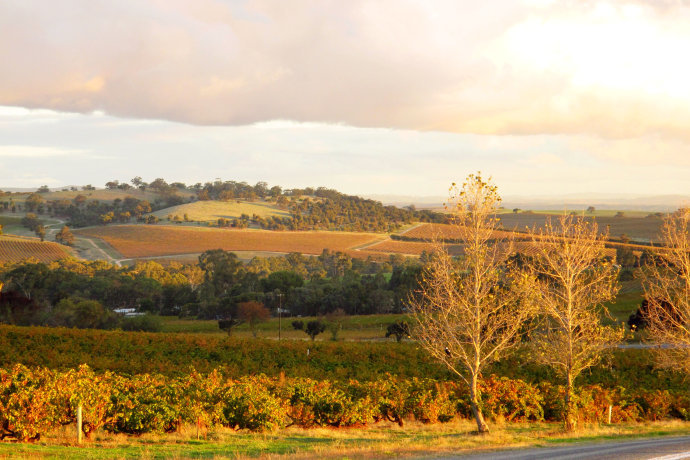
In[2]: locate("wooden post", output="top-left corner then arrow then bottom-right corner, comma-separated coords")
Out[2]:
607,404 -> 612,424
77,404 -> 83,444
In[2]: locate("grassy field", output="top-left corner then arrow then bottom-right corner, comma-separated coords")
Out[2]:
160,313 -> 409,340
3,420 -> 689,459
74,225 -> 385,258
151,199 -> 289,222
0,235 -> 71,263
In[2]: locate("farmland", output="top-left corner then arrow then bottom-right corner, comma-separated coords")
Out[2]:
497,213 -> 664,243
150,199 -> 289,222
0,235 -> 71,263
74,225 -> 385,259
365,239 -> 464,256
403,217 -> 665,244
399,223 -> 525,241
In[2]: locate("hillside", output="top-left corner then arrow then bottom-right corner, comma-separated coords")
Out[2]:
150,199 -> 289,222
0,235 -> 71,263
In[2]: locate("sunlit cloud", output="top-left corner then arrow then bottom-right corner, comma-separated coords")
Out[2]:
0,0 -> 688,142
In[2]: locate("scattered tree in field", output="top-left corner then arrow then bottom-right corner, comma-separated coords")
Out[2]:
513,208 -> 520,214
385,321 -> 410,342
34,225 -> 46,242
36,185 -> 50,193
527,214 -> 622,431
55,225 -> 75,246
237,301 -> 270,337
325,308 -> 346,341
587,206 -> 595,214
218,318 -> 242,336
304,320 -> 326,341
615,211 -> 625,218
628,298 -> 678,331
640,208 -> 690,374
24,193 -> 44,212
409,173 -> 533,434
291,320 -> 304,331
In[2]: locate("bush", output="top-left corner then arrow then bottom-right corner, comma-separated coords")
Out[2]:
222,377 -> 287,431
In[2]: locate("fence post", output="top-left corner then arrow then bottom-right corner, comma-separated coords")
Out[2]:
77,404 -> 83,444
607,404 -> 612,424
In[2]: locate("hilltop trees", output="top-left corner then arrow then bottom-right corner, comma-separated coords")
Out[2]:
527,214 -> 622,431
640,208 -> 690,373
409,174 -> 533,433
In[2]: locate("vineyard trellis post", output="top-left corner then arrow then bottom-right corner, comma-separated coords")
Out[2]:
77,404 -> 83,444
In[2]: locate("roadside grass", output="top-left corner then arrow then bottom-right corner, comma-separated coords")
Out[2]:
3,420 -> 689,459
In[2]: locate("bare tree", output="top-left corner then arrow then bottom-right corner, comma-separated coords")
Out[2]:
528,214 -> 622,431
409,174 -> 533,433
640,208 -> 690,373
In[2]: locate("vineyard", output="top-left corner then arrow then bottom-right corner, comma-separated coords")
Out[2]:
74,225 -> 384,259
365,239 -> 464,256
1,364 -> 688,442
0,236 -> 70,263
400,223 -> 523,241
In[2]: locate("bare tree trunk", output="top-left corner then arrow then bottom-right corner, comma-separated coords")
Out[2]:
564,371 -> 576,432
470,374 -> 489,433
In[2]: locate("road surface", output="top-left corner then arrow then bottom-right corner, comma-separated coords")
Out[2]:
432,435 -> 690,460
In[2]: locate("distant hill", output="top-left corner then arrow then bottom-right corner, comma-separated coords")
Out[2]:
368,193 -> 690,212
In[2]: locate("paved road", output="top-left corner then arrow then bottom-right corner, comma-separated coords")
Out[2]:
431,436 -> 690,460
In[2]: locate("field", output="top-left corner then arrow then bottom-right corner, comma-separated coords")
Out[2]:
365,239 -> 464,256
497,213 -> 664,243
0,235 -> 71,263
400,223 -> 526,241
74,225 -> 384,259
151,199 -> 289,222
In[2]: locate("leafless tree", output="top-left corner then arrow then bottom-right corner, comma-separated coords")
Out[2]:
528,214 -> 622,431
640,208 -> 690,373
409,174 -> 533,433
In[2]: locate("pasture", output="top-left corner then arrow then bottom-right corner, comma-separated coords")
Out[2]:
74,225 -> 385,258
0,235 -> 71,263
150,199 -> 289,222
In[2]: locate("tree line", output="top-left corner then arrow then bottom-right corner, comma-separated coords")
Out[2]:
0,250 -> 422,329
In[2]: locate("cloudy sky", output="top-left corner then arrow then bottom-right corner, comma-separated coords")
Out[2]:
2,0 -> 690,198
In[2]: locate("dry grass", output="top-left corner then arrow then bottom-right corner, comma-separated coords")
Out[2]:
4,420 -> 689,460
74,225 -> 383,258
152,200 -> 289,222
0,235 -> 71,263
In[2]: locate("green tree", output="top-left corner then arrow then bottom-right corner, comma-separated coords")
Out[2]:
304,320 -> 326,341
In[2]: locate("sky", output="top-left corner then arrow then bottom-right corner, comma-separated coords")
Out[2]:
2,0 -> 690,198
